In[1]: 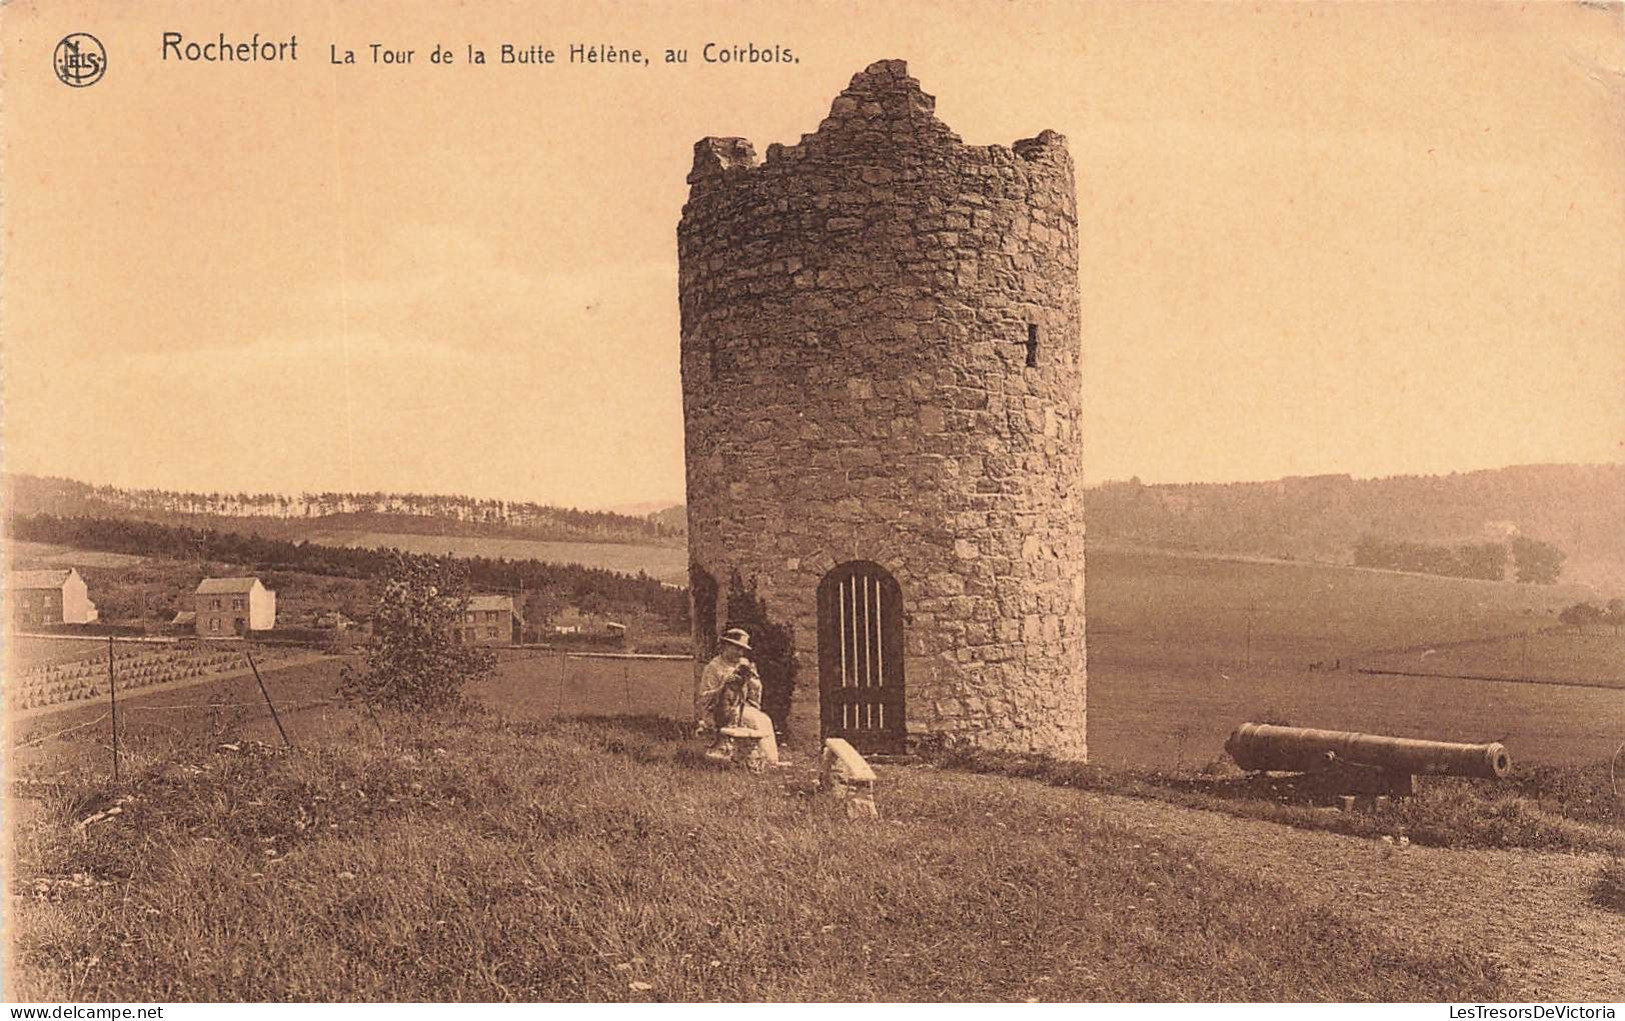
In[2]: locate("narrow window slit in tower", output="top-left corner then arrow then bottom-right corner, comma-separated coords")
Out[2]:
1025,324 -> 1040,368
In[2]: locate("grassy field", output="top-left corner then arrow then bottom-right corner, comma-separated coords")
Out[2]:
1358,631 -> 1625,688
478,650 -> 694,722
9,636 -> 123,670
1087,545 -> 1593,670
305,530 -> 689,584
8,711 -> 1510,1002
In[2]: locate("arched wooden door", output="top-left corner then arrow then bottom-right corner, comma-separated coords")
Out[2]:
817,561 -> 905,753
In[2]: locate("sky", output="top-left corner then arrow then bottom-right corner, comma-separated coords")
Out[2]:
3,1 -> 1622,510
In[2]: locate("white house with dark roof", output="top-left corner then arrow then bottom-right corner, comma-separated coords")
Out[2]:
194,577 -> 276,636
8,568 -> 98,627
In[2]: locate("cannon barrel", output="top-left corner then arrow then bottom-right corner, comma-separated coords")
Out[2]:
1225,723 -> 1511,779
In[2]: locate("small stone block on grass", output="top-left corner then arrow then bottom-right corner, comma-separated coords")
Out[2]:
820,738 -> 879,818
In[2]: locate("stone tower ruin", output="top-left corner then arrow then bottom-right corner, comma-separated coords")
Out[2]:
679,59 -> 1086,759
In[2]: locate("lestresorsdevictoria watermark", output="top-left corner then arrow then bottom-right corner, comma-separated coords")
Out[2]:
1450,1008 -> 1617,1019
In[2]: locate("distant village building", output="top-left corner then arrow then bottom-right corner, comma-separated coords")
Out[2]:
313,609 -> 356,631
550,606 -> 619,636
456,595 -> 523,646
8,569 -> 99,628
194,577 -> 277,637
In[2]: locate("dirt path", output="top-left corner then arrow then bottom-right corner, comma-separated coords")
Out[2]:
1076,789 -> 1623,1002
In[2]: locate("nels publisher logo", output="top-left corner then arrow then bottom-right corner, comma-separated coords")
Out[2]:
54,33 -> 106,87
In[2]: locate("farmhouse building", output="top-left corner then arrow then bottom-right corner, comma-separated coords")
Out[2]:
456,595 -> 523,646
194,577 -> 276,637
8,569 -> 99,628
549,606 -> 618,636
680,61 -> 1086,757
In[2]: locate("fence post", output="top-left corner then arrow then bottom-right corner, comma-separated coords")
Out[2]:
546,650 -> 559,715
623,661 -> 632,715
107,636 -> 119,781
245,650 -> 293,749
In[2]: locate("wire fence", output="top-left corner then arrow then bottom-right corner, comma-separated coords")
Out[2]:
484,647 -> 696,723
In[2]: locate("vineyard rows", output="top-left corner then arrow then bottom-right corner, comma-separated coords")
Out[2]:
9,645 -> 294,711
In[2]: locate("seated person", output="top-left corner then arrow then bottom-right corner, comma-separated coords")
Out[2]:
696,627 -> 779,766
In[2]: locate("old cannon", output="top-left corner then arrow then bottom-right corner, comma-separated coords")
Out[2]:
1225,722 -> 1511,799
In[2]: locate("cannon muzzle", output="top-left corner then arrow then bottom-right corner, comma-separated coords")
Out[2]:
1225,723 -> 1511,780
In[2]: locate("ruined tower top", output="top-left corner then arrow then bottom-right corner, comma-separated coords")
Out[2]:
688,59 -> 1070,187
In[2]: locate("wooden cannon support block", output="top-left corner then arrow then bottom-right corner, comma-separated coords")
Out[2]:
1322,756 -> 1415,798
1338,794 -> 1399,815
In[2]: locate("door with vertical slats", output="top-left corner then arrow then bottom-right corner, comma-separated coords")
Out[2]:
817,561 -> 905,754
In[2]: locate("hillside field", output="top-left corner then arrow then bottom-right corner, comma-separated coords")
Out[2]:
304,530 -> 689,584
8,541 -> 148,569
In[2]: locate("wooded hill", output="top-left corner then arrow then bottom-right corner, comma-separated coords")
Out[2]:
1084,463 -> 1624,590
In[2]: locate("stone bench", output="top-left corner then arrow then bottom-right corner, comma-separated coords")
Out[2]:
716,724 -> 773,773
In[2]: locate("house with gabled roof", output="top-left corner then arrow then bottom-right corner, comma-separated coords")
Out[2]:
7,568 -> 98,628
455,594 -> 525,646
194,577 -> 276,637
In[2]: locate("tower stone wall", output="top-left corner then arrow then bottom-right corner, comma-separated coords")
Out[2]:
678,60 -> 1086,758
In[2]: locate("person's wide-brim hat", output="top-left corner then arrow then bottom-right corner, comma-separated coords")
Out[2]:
719,628 -> 752,651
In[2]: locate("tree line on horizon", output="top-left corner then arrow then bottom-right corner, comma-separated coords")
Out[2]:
4,474 -> 684,545
1351,535 -> 1565,584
